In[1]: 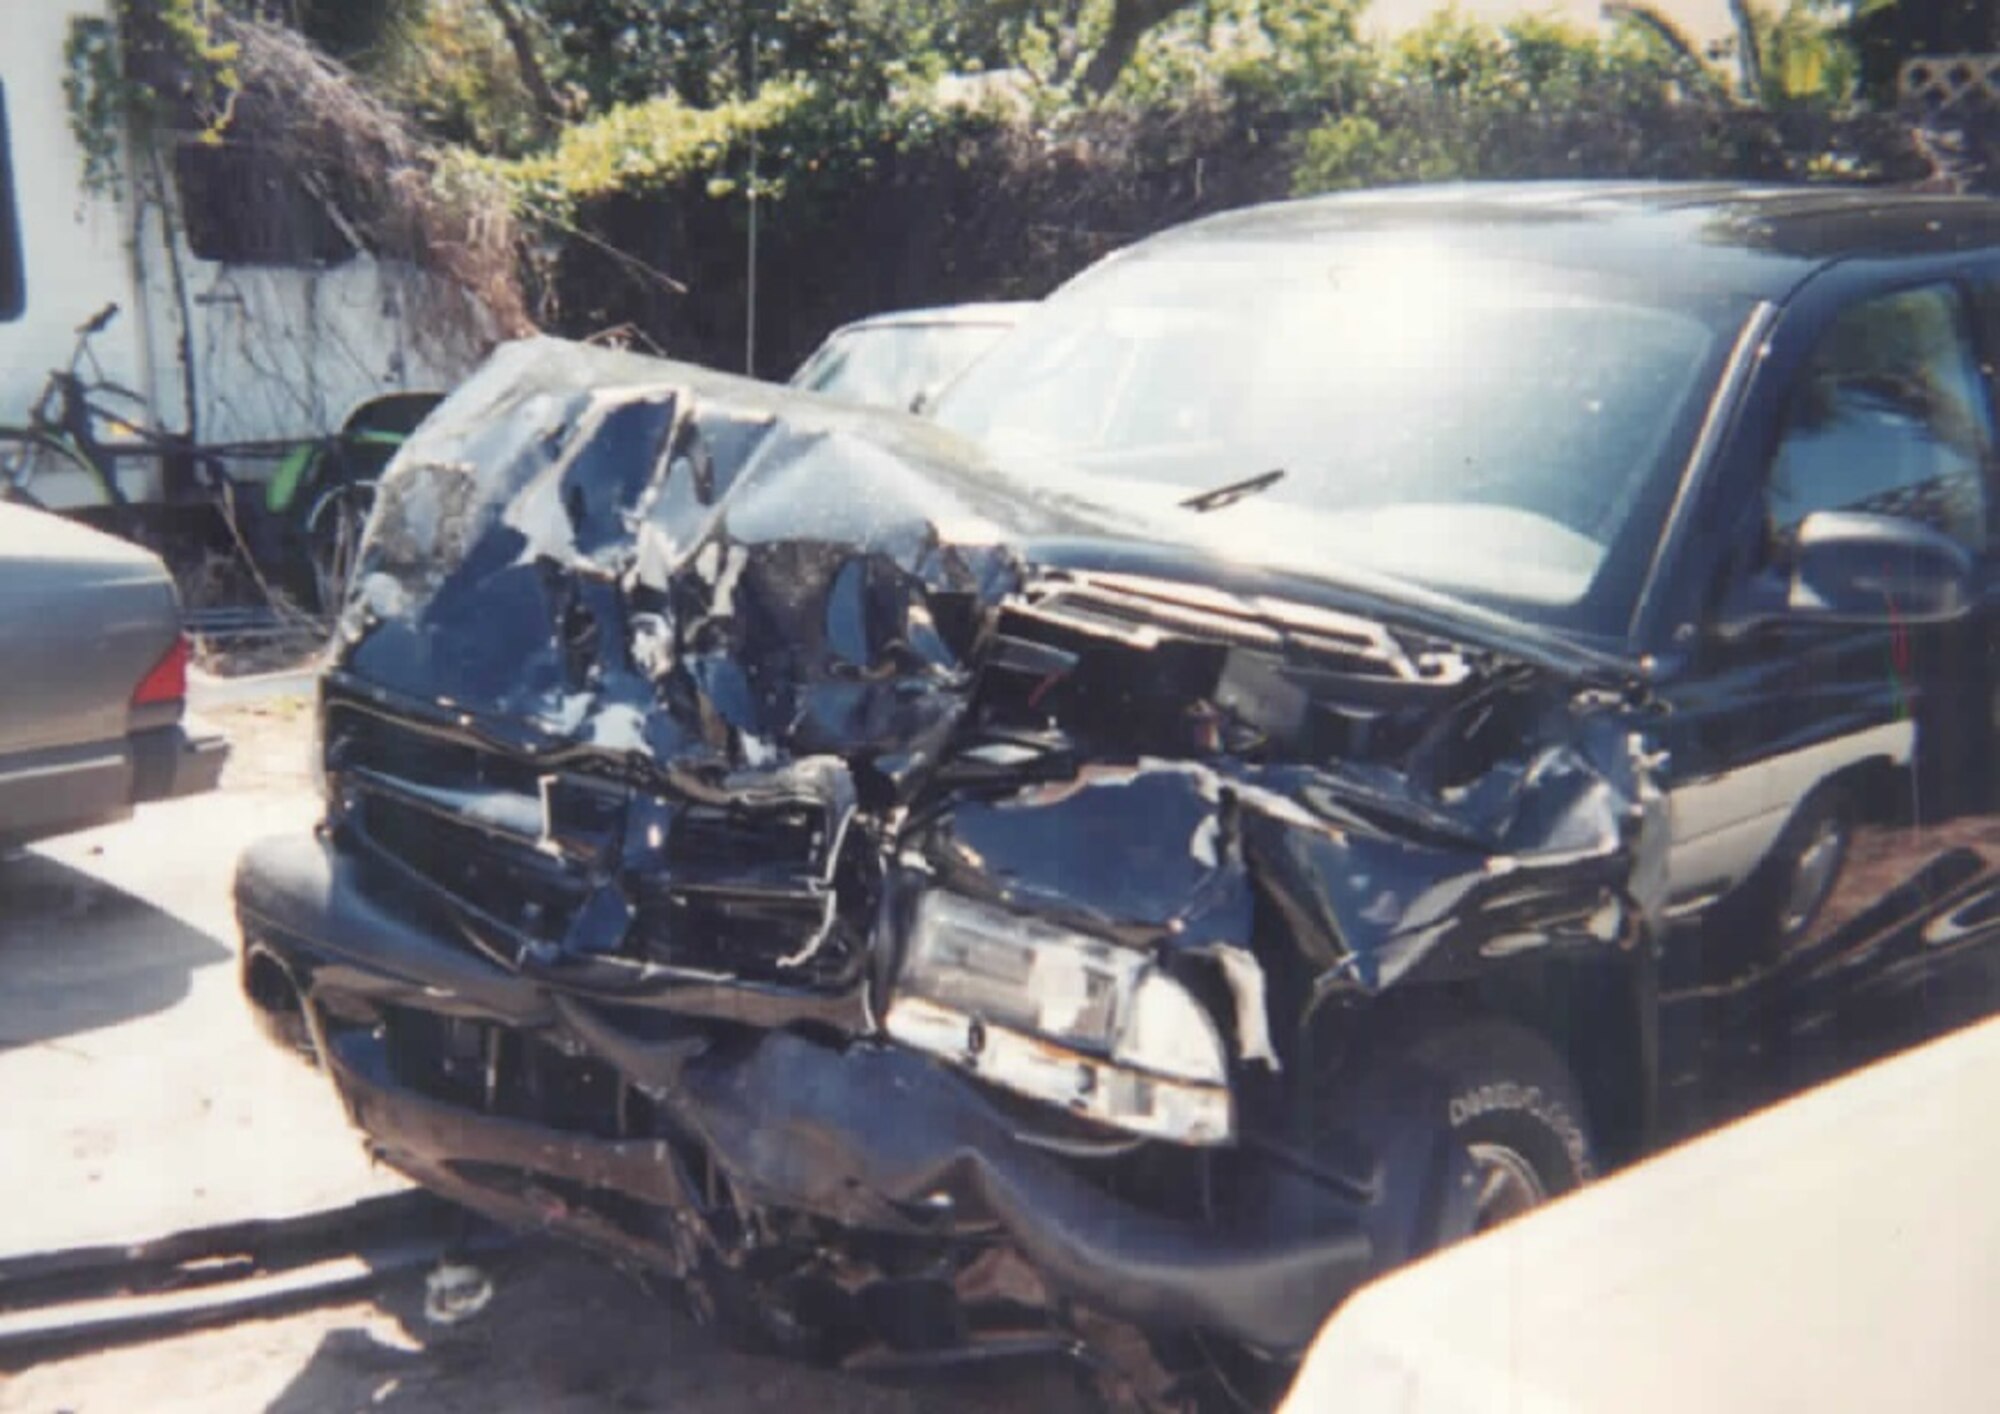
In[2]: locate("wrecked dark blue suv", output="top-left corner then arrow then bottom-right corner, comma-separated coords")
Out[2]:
238,184 -> 2000,1407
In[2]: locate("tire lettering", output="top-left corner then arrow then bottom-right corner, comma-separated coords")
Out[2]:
1448,1081 -> 1592,1178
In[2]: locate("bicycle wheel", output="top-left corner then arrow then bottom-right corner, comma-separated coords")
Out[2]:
0,428 -> 110,510
304,480 -> 376,614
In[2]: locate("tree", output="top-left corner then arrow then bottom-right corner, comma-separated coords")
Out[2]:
516,1 -> 1207,112
1613,2 -> 1862,105
1754,1 -> 1861,105
1077,0 -> 1197,95
483,0 -> 565,131
1603,2 -> 1729,97
1728,1 -> 1765,97
245,0 -> 425,62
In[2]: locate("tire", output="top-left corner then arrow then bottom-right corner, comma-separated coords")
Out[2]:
1150,1012 -> 1594,1412
1303,1011 -> 1595,1271
1712,782 -> 1855,977
304,481 -> 376,614
1758,783 -> 1853,945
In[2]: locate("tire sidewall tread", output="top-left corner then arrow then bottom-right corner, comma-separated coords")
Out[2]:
1310,1010 -> 1596,1267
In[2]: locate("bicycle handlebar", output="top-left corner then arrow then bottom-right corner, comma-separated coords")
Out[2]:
77,302 -> 119,337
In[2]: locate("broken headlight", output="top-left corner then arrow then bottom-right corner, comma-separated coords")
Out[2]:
885,892 -> 1232,1145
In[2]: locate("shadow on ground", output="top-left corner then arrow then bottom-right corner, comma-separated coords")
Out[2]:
0,850 -> 230,1049
262,1242 -> 1088,1414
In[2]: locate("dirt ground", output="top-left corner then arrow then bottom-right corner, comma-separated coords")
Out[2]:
209,686 -> 318,794
0,1241 -> 1087,1414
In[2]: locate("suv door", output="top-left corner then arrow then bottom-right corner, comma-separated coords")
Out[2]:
1654,275 -> 2000,1128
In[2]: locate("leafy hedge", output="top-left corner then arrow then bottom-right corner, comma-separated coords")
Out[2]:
1291,15 -> 1928,194
445,10 -> 1956,378
454,83 -> 815,212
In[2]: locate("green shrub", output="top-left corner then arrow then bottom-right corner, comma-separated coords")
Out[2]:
1295,112 -> 1467,190
1287,9 -> 1879,197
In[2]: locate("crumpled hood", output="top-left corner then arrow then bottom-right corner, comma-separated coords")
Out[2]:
342,337 -> 1133,794
336,337 -> 1670,1002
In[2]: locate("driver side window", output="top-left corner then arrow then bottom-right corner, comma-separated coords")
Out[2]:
1766,284 -> 1996,554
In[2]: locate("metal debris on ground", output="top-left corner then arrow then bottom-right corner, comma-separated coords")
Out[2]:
422,1261 -> 495,1327
0,1193 -> 500,1361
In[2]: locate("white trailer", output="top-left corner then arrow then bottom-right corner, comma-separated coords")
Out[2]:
0,1 -> 482,512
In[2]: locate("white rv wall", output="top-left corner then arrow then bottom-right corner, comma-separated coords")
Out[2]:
138,226 -> 487,451
0,1 -> 152,437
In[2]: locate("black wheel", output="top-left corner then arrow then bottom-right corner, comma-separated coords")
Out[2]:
1297,1010 -> 1594,1272
1150,1012 -> 1594,1413
304,481 -> 376,614
1763,785 -> 1853,945
1713,783 -> 1855,978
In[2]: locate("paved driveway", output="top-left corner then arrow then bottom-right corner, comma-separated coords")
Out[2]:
0,691 -> 402,1257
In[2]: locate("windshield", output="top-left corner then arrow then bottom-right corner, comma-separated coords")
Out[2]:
791,320 -> 1016,413
933,245 -> 1746,636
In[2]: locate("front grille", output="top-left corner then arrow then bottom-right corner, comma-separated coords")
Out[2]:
668,800 -> 822,872
363,792 -> 582,944
629,877 -> 861,980
328,695 -> 866,989
383,1007 -> 659,1141
333,705 -> 545,796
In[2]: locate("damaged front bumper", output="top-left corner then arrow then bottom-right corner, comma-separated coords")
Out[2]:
236,830 -> 1373,1359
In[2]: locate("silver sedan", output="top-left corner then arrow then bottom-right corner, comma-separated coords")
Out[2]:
0,502 -> 226,848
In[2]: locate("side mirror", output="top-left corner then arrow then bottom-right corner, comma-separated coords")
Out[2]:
1717,510 -> 1974,638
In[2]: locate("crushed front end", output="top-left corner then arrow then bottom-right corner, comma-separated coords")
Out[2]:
238,340 -> 1665,1399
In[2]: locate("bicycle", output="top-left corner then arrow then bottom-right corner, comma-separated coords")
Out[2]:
0,302 -> 174,512
300,479 -> 377,615
1,302 -> 439,612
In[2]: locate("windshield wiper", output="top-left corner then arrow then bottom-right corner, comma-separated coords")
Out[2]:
1179,468 -> 1285,513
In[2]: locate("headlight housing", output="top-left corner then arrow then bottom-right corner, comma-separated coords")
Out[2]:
885,891 -> 1232,1145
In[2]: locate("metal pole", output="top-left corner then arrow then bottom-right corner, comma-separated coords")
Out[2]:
745,37 -> 759,376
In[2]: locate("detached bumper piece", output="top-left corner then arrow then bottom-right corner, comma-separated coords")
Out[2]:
235,831 -> 1372,1360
